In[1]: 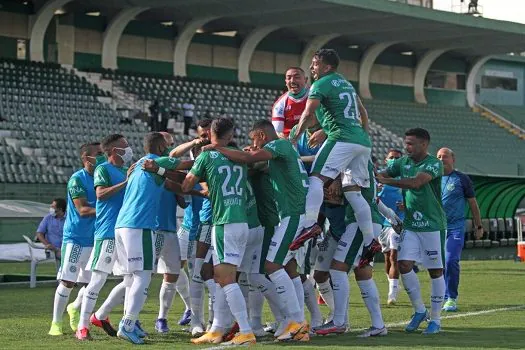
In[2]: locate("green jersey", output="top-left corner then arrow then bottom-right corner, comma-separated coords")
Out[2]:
263,138 -> 308,218
250,170 -> 279,228
345,161 -> 382,225
246,180 -> 261,229
190,149 -> 248,225
386,154 -> 446,232
309,72 -> 371,147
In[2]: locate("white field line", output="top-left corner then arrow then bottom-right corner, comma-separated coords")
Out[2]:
202,305 -> 525,349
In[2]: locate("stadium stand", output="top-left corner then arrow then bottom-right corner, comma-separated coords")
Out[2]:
483,104 -> 525,129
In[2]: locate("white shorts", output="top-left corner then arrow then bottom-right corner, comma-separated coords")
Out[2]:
266,215 -> 305,266
177,226 -> 190,261
333,223 -> 382,269
57,243 -> 92,283
239,226 -> 264,273
211,223 -> 249,267
398,229 -> 445,269
115,228 -> 163,273
296,240 -> 317,275
156,231 -> 181,275
379,227 -> 400,253
86,239 -> 117,274
314,235 -> 338,272
198,222 -> 212,245
312,140 -> 371,187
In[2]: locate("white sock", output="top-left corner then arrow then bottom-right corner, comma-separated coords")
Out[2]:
330,269 -> 349,327
224,283 -> 252,334
158,281 -> 177,319
248,286 -> 264,329
123,274 -> 134,315
238,272 -> 250,315
269,269 -> 302,323
388,278 -> 399,300
192,258 -> 204,283
357,279 -> 384,329
210,284 -> 229,333
71,286 -> 86,309
176,270 -> 191,311
291,277 -> 305,323
52,283 -> 72,323
123,270 -> 152,332
249,273 -> 283,322
79,271 -> 108,329
401,270 -> 426,313
303,279 -> 323,327
344,191 -> 374,245
204,279 -> 216,325
189,276 -> 204,325
430,276 -> 445,324
317,280 -> 335,317
95,280 -> 126,320
304,176 -> 324,227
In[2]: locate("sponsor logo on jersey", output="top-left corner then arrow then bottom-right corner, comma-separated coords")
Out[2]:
225,252 -> 240,258
106,239 -> 115,253
128,257 -> 143,262
69,244 -> 82,263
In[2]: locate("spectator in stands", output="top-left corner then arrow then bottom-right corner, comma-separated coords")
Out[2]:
437,147 -> 483,313
36,198 -> 66,262
183,99 -> 195,135
468,0 -> 478,13
149,100 -> 160,131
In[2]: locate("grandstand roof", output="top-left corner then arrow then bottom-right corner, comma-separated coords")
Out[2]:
469,176 -> 525,219
53,0 -> 525,57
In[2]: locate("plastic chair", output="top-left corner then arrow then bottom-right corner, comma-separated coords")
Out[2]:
22,235 -> 58,288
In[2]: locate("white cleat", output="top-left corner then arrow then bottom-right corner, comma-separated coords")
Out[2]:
252,327 -> 269,337
358,326 -> 388,338
387,298 -> 397,306
191,324 -> 205,337
273,319 -> 288,338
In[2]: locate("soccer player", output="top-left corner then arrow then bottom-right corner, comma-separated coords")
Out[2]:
182,118 -> 256,345
48,142 -> 102,336
378,148 -> 405,305
290,48 -> 380,266
75,134 -> 133,340
437,147 -> 483,312
272,67 -> 309,138
203,119 -> 310,342
376,128 -> 447,334
114,132 -> 192,344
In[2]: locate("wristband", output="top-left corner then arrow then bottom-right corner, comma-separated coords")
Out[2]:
157,167 -> 166,176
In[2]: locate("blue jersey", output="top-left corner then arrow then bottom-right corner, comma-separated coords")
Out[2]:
182,184 -> 204,239
63,168 -> 96,247
157,186 -> 178,232
378,184 -> 405,227
199,198 -> 212,224
93,162 -> 127,240
441,170 -> 475,230
290,126 -> 321,173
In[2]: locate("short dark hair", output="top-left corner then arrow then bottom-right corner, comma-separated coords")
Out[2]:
285,66 -> 305,74
387,148 -> 403,155
314,49 -> 340,69
250,119 -> 275,134
101,134 -> 125,153
197,118 -> 213,129
52,198 -> 66,212
211,118 -> 234,139
143,132 -> 165,154
79,142 -> 100,157
405,128 -> 430,142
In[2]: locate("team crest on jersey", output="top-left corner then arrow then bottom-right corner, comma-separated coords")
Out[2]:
104,256 -> 112,264
331,80 -> 341,87
210,151 -> 219,159
413,211 -> 423,221
69,265 -> 77,273
446,183 -> 455,191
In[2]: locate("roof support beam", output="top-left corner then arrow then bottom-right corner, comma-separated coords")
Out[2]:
358,41 -> 398,99
414,48 -> 449,104
30,0 -> 72,62
238,25 -> 279,83
466,55 -> 494,108
173,17 -> 218,77
300,34 -> 340,73
101,7 -> 149,70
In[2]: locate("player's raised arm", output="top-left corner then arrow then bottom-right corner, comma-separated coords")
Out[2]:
356,95 -> 369,133
377,171 -> 433,190
68,176 -> 96,217
211,146 -> 273,164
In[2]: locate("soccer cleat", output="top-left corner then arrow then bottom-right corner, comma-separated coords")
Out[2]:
357,326 -> 388,338
387,298 -> 397,306
289,224 -> 322,251
222,322 -> 239,342
292,322 -> 310,341
223,332 -> 256,345
48,321 -> 63,336
135,320 -> 148,338
276,320 -> 305,341
117,322 -> 144,345
190,323 -> 205,337
190,331 -> 224,344
264,321 -> 278,334
317,295 -> 326,305
405,310 -> 428,333
442,298 -> 457,312
253,327 -> 269,337
75,327 -> 92,341
90,314 -> 117,337
358,239 -> 382,268
66,303 -> 80,332
155,318 -> 169,333
422,321 -> 441,335
314,321 -> 346,336
178,309 -> 192,326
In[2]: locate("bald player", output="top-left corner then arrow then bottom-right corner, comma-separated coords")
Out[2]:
437,147 -> 483,313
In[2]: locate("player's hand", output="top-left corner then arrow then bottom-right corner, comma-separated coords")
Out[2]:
243,145 -> 258,152
308,129 -> 327,148
141,159 -> 159,173
475,226 -> 484,240
375,172 -> 388,184
44,243 -> 53,250
327,179 -> 342,198
126,162 -> 137,179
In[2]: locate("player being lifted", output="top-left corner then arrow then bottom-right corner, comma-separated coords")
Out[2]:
182,118 -> 256,346
290,49 -> 381,266
376,128 -> 447,335
203,119 -> 310,342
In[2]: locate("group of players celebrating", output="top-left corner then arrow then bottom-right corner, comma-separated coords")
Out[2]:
47,48 -> 448,345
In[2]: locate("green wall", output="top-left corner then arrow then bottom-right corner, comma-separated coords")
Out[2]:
74,52 -> 102,70
0,36 -> 19,59
117,57 -> 173,76
425,88 -> 467,106
370,83 -> 414,102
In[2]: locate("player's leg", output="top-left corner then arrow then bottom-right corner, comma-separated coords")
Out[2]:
443,228 -> 463,312
176,226 -> 192,325
297,241 -> 323,331
190,222 -> 211,331
354,264 -> 387,337
92,280 -> 125,336
313,232 -> 338,323
156,232 -> 181,333
380,227 -> 400,304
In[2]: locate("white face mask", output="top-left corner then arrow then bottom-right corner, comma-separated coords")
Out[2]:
116,147 -> 133,163
49,207 -> 56,216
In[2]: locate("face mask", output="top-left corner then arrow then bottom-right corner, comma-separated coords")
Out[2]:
49,207 -> 56,216
116,147 -> 133,163
88,154 -> 107,167
386,159 -> 395,166
162,146 -> 174,157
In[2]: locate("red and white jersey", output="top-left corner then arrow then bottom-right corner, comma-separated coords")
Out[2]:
271,88 -> 309,137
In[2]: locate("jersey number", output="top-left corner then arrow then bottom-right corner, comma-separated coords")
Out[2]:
218,165 -> 243,196
297,159 -> 309,188
339,92 -> 360,122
